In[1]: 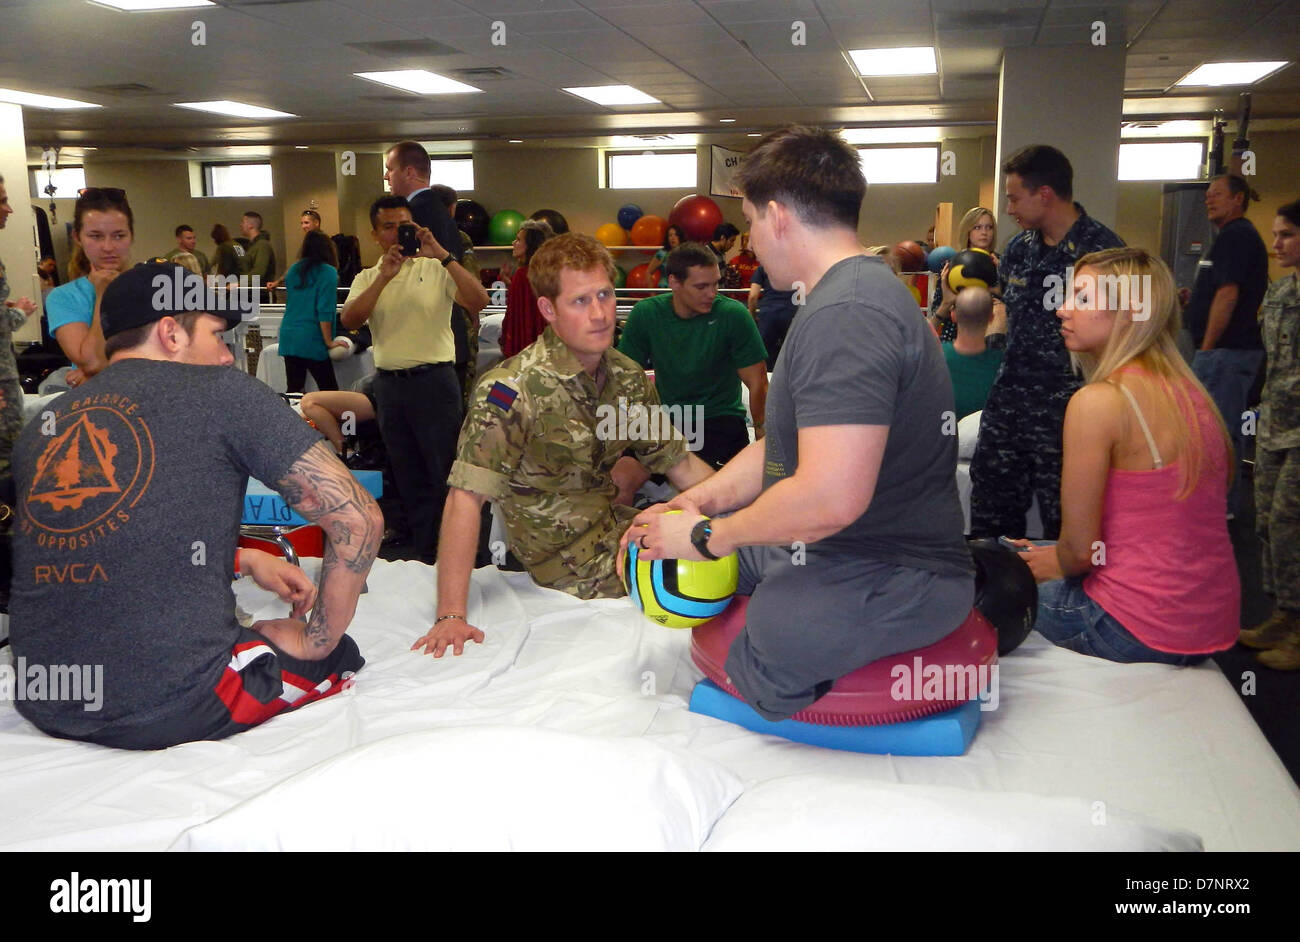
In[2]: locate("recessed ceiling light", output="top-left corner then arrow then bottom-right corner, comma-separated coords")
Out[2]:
848,46 -> 937,77
174,100 -> 295,119
563,85 -> 660,106
719,118 -> 736,123
355,70 -> 481,95
840,126 -> 943,144
89,0 -> 214,9
1175,61 -> 1288,87
0,88 -> 101,109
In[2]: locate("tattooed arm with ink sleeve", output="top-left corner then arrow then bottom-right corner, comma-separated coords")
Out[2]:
251,441 -> 384,661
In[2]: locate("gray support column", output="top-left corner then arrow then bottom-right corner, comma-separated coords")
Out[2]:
994,44 -> 1127,238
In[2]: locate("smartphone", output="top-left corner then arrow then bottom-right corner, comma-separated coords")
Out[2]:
397,223 -> 420,257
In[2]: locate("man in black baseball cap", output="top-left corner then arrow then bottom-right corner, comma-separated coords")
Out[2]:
7,262 -> 382,750
99,261 -> 249,358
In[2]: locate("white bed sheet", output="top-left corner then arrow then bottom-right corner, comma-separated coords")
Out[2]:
1,558 -> 1297,852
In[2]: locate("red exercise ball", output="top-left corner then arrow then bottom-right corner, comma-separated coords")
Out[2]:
894,240 -> 927,273
625,262 -> 653,289
669,194 -> 725,244
629,214 -> 667,247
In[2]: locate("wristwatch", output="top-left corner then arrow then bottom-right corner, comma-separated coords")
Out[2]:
690,519 -> 721,560
440,254 -> 457,268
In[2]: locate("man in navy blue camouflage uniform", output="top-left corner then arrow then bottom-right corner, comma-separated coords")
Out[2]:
969,145 -> 1124,539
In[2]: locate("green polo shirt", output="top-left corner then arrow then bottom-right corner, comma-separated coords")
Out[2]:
618,292 -> 767,421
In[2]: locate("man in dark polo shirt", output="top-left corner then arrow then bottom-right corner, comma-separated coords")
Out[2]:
1184,174 -> 1269,516
618,242 -> 769,468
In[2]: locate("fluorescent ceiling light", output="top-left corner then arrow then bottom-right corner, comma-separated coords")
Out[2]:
355,70 -> 481,95
563,85 -> 660,106
1175,61 -> 1288,86
508,139 -> 523,143
174,100 -> 295,119
0,88 -> 101,109
848,47 -> 937,77
840,126 -> 943,144
90,0 -> 214,9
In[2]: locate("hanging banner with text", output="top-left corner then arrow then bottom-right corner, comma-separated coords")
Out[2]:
709,145 -> 746,198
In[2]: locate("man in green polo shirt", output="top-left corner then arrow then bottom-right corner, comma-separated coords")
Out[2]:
619,242 -> 769,468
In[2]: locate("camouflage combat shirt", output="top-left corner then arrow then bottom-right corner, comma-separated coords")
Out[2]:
999,204 -> 1124,383
1260,272 -> 1300,451
448,326 -> 688,599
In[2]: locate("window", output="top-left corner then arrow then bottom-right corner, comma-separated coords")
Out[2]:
431,155 -> 474,193
30,166 -> 86,199
605,150 -> 696,189
203,162 -> 274,197
1118,141 -> 1205,182
857,146 -> 939,184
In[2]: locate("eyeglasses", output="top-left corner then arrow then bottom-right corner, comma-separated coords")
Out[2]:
77,187 -> 126,201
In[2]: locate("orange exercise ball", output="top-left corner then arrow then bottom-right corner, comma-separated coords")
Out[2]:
596,222 -> 628,247
629,214 -> 666,247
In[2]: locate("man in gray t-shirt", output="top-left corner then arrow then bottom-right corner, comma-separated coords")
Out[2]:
625,127 -> 973,721
10,262 -> 383,749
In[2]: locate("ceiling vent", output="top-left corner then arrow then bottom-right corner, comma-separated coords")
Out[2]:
78,83 -> 159,96
347,39 -> 462,58
936,9 -> 1040,30
451,67 -> 515,81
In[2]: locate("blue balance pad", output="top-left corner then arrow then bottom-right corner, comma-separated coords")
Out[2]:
242,470 -> 382,526
688,679 -> 982,756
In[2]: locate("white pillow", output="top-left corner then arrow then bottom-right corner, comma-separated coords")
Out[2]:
169,726 -> 743,852
957,409 -> 982,461
703,775 -> 1202,852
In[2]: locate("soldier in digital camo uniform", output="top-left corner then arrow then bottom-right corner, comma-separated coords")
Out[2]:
1245,198 -> 1300,669
412,234 -> 715,658
969,145 -> 1123,540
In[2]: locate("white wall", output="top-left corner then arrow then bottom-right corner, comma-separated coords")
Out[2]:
1,103 -> 41,342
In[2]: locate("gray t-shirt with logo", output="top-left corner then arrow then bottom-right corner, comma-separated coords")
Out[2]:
9,359 -> 323,737
761,254 -> 970,576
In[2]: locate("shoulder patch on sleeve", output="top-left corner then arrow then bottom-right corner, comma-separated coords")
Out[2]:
486,380 -> 519,412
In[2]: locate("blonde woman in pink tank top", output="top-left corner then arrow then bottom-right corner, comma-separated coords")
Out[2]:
1012,248 -> 1240,663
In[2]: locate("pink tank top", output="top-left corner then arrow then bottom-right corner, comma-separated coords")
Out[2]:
1082,380 -> 1239,654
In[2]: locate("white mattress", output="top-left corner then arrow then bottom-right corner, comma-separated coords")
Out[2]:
2,559 -> 1297,851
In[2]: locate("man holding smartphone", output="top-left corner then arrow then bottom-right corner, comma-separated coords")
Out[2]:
341,195 -> 489,564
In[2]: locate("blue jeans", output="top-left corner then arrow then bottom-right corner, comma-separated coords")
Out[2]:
1192,348 -> 1265,515
1035,577 -> 1207,666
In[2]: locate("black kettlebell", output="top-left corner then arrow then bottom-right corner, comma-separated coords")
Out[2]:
968,538 -> 1038,656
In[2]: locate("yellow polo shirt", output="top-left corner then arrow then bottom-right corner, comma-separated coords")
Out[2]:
346,256 -> 458,369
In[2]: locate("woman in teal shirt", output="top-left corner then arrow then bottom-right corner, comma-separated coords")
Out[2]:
278,230 -> 343,392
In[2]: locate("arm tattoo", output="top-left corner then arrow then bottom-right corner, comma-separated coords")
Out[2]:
275,441 -> 382,573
